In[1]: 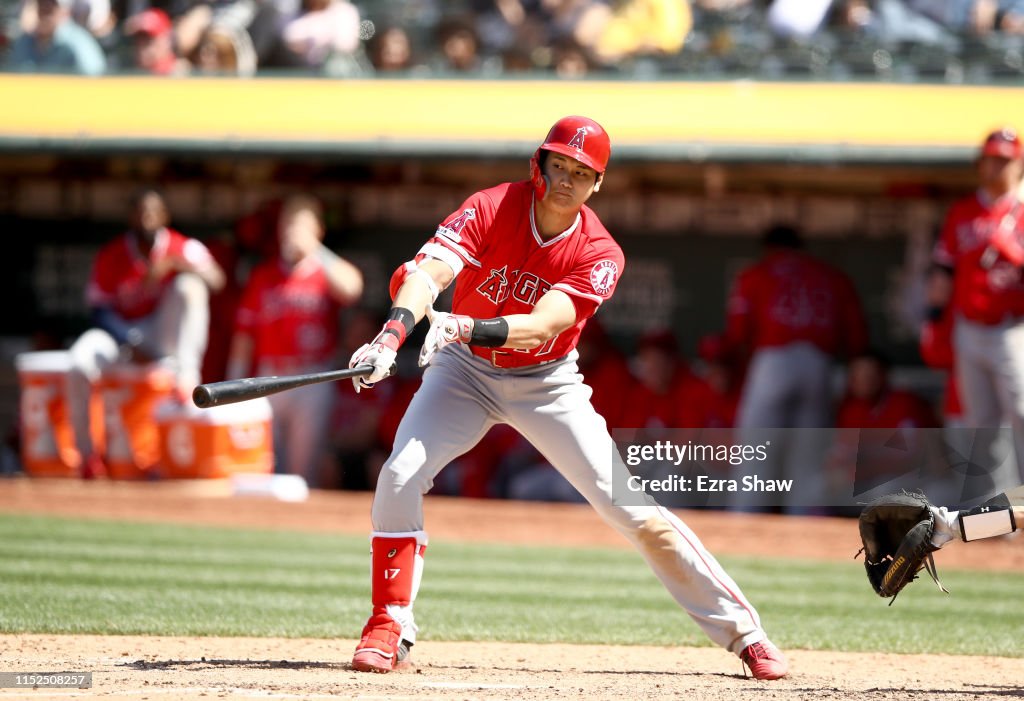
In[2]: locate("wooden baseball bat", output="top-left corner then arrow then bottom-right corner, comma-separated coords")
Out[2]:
192,365 -> 378,409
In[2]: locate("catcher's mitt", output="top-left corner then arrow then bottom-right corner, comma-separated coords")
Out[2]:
857,491 -> 948,604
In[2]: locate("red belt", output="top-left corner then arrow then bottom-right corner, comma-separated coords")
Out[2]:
470,347 -> 567,369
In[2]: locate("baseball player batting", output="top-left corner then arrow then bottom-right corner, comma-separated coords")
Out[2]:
345,116 -> 788,680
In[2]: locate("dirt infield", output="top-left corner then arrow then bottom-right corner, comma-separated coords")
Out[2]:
2,477 -> 1023,700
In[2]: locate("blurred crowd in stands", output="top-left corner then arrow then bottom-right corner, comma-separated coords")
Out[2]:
3,0 -> 1024,81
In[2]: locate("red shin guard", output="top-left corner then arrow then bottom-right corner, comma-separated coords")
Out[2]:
370,536 -> 424,608
353,536 -> 427,672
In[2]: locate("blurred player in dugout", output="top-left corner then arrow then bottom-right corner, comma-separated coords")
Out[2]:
67,189 -> 226,478
227,195 -> 363,487
725,224 -> 869,513
930,128 -> 1024,492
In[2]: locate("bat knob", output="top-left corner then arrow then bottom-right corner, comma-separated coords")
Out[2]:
192,384 -> 215,409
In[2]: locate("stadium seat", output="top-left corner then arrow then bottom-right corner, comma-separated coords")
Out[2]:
900,41 -> 962,82
967,34 -> 1024,80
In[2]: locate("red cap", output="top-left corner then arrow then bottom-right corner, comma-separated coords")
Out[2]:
126,9 -> 172,37
981,127 -> 1022,160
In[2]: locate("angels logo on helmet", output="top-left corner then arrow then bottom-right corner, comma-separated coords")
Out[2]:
567,127 -> 587,151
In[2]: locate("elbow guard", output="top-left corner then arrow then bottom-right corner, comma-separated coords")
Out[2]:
388,259 -> 439,303
958,494 -> 1017,542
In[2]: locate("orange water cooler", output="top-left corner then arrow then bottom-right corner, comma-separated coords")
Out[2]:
15,351 -> 103,477
156,397 -> 273,479
98,362 -> 176,480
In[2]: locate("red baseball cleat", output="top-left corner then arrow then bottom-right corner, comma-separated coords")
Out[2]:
351,610 -> 412,673
740,640 -> 788,680
351,640 -> 411,673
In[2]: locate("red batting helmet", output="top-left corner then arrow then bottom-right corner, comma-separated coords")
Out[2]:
981,127 -> 1022,160
530,116 -> 611,199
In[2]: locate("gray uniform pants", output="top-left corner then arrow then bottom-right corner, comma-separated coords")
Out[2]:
954,316 -> 1024,490
261,363 -> 335,488
371,344 -> 768,655
730,342 -> 833,513
66,273 -> 210,458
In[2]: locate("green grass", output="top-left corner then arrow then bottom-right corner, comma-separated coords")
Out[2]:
1,513 -> 1021,656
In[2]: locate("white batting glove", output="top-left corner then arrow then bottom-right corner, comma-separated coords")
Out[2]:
348,327 -> 400,393
419,308 -> 474,367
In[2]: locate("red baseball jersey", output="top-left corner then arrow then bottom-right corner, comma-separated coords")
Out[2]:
836,389 -> 939,430
86,228 -> 215,320
618,373 -> 692,429
420,181 -> 624,367
918,311 -> 962,419
676,376 -> 740,429
933,191 -> 1024,324
235,258 -> 341,370
725,250 -> 868,357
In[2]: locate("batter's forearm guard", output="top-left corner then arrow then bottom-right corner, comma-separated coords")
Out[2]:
469,317 -> 509,347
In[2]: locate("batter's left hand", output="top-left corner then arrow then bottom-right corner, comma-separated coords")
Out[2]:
419,308 -> 473,367
349,330 -> 399,393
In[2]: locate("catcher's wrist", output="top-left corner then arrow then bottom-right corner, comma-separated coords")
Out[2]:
468,317 -> 509,348
959,495 -> 1018,541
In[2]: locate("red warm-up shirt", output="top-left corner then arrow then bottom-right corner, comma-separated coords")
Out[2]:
86,228 -> 214,320
836,389 -> 940,430
234,257 -> 341,369
919,310 -> 963,420
933,191 -> 1024,324
725,249 -> 868,357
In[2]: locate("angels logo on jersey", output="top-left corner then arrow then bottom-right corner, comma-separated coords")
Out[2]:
590,260 -> 618,296
436,208 -> 476,243
477,266 -> 552,306
477,265 -> 510,303
567,127 -> 587,151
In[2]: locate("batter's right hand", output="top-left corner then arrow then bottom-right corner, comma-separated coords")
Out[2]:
348,331 -> 398,393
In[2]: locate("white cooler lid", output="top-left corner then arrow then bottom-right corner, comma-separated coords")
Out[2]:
15,350 -> 73,374
104,361 -> 175,381
156,396 -> 273,424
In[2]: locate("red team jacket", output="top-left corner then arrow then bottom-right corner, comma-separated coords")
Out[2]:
933,191 -> 1024,324
421,181 -> 625,368
836,389 -> 939,430
676,376 -> 740,429
234,258 -> 341,372
618,371 -> 694,429
725,249 -> 868,359
919,310 -> 963,420
86,228 -> 215,320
